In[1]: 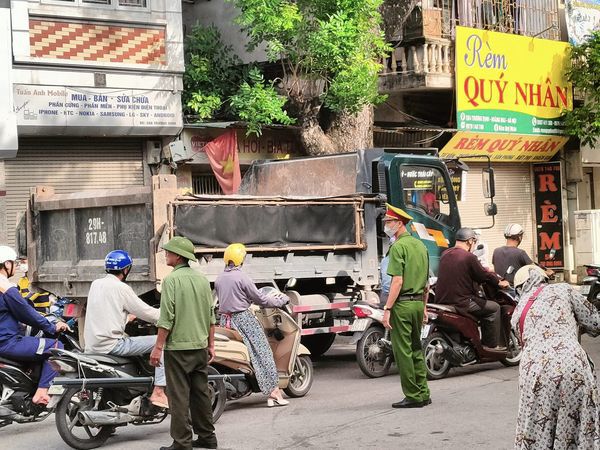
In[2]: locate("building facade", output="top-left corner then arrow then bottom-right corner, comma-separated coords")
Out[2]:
1,0 -> 184,247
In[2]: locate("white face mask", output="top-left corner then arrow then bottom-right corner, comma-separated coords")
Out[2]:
384,222 -> 399,239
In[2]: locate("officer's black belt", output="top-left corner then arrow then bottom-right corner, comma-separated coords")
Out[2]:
396,294 -> 424,302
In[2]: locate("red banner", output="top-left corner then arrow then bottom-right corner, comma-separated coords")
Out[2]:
203,130 -> 241,195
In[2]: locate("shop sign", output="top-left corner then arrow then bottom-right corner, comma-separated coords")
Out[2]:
565,0 -> 600,45
13,84 -> 182,129
456,27 -> 572,135
533,162 -> 564,268
183,128 -> 300,163
440,131 -> 568,162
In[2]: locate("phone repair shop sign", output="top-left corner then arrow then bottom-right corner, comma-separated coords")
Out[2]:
533,162 -> 564,269
13,84 -> 182,135
440,131 -> 568,162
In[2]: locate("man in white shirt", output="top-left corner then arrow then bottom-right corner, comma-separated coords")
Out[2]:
84,250 -> 168,408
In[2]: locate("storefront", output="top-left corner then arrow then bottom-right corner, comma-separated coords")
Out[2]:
180,124 -> 302,194
3,84 -> 183,247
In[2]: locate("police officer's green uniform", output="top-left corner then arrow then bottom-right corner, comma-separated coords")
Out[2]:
387,231 -> 430,403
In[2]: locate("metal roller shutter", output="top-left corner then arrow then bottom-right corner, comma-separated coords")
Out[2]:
5,137 -> 145,247
458,163 -> 535,263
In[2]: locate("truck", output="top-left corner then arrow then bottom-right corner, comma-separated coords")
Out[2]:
22,148 -> 496,356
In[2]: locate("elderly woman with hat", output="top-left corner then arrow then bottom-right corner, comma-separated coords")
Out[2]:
512,264 -> 600,449
214,243 -> 290,407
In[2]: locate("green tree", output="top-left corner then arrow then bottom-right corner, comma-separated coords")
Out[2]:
183,24 -> 293,132
230,0 -> 391,154
563,30 -> 600,147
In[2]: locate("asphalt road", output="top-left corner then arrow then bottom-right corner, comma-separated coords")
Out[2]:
4,336 -> 600,450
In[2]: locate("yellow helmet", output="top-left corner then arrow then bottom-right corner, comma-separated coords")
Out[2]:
224,243 -> 246,267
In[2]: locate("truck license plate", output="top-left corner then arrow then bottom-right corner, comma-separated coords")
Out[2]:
420,324 -> 431,340
580,285 -> 591,295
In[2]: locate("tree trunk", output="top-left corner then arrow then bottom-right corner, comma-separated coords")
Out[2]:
299,106 -> 374,156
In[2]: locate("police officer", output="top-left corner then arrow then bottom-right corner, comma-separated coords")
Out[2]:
381,204 -> 431,408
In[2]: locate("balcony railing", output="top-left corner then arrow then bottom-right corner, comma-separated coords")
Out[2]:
380,0 -> 560,91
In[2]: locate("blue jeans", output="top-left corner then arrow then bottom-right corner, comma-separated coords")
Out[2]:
110,336 -> 166,386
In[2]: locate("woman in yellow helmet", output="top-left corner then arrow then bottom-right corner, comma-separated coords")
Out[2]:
214,243 -> 290,407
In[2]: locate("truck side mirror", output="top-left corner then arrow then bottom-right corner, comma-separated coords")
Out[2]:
482,168 -> 495,198
484,202 -> 497,216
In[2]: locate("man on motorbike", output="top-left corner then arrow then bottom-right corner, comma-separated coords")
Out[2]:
84,250 -> 168,408
0,246 -> 69,405
436,228 -> 510,351
492,224 -> 533,286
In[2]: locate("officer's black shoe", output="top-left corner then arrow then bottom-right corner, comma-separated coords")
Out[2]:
192,437 -> 218,449
392,398 -> 424,408
159,443 -> 191,450
421,397 -> 432,406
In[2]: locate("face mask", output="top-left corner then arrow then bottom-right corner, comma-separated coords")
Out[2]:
384,223 -> 398,239
20,264 -> 28,273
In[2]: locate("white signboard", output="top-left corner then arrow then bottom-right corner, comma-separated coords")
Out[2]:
13,85 -> 182,131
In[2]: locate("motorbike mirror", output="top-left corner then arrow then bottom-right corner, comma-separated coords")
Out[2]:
476,244 -> 484,250
285,278 -> 297,290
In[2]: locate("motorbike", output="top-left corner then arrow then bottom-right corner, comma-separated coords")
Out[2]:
581,263 -> 600,307
212,287 -> 314,402
48,348 -> 228,450
352,277 -> 438,378
422,280 -> 522,380
0,324 -> 80,429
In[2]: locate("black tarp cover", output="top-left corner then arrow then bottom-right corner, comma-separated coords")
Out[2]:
174,202 -> 359,249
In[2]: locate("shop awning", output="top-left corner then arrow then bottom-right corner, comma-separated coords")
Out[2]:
440,131 -> 568,162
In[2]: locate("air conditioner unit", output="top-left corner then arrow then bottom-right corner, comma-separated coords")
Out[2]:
574,210 -> 600,272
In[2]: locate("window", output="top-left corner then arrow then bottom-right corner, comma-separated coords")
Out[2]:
399,165 -> 452,223
48,0 -> 148,8
192,173 -> 223,195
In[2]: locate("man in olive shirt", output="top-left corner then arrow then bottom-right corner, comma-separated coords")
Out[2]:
151,236 -> 217,450
381,203 -> 431,409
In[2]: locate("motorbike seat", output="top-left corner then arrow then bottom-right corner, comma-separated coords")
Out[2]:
84,354 -> 133,365
427,303 -> 456,313
214,327 -> 244,343
0,356 -> 27,368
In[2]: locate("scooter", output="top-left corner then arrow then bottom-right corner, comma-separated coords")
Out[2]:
352,277 -> 438,378
49,349 -> 227,450
422,281 -> 522,380
212,287 -> 314,402
581,263 -> 600,307
0,323 -> 79,429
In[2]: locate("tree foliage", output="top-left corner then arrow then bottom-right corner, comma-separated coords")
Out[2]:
183,24 -> 293,133
232,0 -> 390,116
563,30 -> 600,147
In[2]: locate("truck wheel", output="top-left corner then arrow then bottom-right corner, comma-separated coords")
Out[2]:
208,366 -> 227,423
301,333 -> 336,357
283,355 -> 314,398
500,330 -> 522,367
356,326 -> 392,378
423,332 -> 451,380
55,387 -> 113,450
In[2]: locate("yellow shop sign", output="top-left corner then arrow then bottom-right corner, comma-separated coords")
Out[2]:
440,132 -> 568,162
456,27 -> 572,136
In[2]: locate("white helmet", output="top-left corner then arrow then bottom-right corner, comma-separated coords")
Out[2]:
0,246 -> 17,265
504,223 -> 524,238
513,264 -> 548,290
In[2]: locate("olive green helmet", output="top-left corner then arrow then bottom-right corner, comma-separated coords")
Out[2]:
162,236 -> 197,262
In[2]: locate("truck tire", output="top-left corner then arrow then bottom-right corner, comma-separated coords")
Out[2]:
301,333 -> 336,357
356,325 -> 392,378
